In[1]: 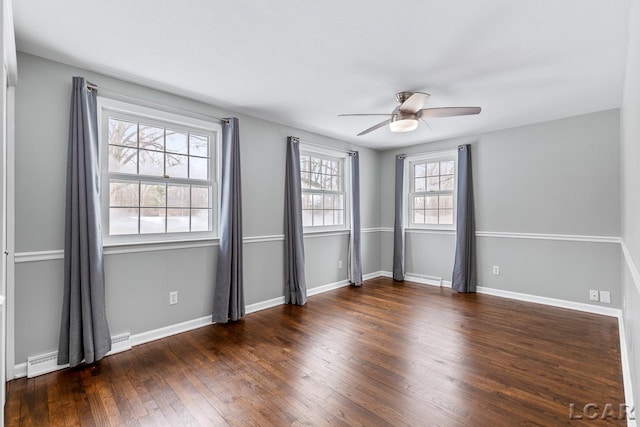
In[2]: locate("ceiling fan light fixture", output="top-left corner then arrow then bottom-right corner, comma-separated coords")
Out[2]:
389,117 -> 418,132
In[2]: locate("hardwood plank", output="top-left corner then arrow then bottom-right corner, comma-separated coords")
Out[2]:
4,277 -> 627,425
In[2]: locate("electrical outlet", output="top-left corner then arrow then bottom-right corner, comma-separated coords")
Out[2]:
589,290 -> 599,302
169,291 -> 178,305
338,260 -> 343,269
492,266 -> 500,275
599,291 -> 611,304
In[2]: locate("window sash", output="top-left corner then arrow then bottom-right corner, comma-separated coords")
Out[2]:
99,98 -> 220,244
406,153 -> 457,229
300,149 -> 348,230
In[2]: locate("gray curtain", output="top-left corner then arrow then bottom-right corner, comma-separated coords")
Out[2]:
452,144 -> 477,292
58,77 -> 111,367
213,117 -> 245,322
284,137 -> 307,305
392,155 -> 405,281
348,152 -> 362,286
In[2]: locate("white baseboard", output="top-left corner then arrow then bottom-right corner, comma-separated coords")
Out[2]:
130,316 -> 212,347
364,271 -> 384,280
617,315 -> 637,426
246,296 -> 286,314
475,286 -> 621,317
13,363 -> 26,379
308,279 -> 350,296
381,270 -> 620,318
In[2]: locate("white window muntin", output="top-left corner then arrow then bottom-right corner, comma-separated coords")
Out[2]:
405,150 -> 457,230
98,97 -> 221,245
300,144 -> 350,232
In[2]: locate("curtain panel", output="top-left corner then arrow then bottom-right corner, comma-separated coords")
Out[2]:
451,144 -> 477,293
213,117 -> 245,322
284,137 -> 308,305
58,77 -> 111,367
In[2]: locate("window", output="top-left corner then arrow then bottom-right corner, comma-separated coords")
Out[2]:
407,151 -> 457,228
98,98 -> 220,243
300,147 -> 348,230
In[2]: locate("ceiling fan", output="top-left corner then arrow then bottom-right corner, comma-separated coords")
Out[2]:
339,91 -> 481,136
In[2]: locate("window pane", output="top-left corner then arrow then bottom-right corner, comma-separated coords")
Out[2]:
324,195 -> 333,210
324,210 -> 335,226
191,209 -> 210,231
320,174 -> 331,190
425,196 -> 438,209
427,177 -> 440,192
189,134 -> 209,157
190,157 -> 208,180
309,172 -> 322,190
427,162 -> 439,176
166,153 -> 188,178
440,175 -> 454,191
440,160 -> 455,175
139,149 -> 164,176
166,130 -> 188,154
413,210 -> 425,224
440,194 -> 454,209
110,208 -> 139,235
310,157 -> 321,173
110,181 -> 139,207
413,195 -> 424,209
313,209 -> 323,226
302,210 -> 312,227
312,194 -> 323,209
167,208 -> 190,232
414,178 -> 425,192
109,119 -> 137,147
300,172 -> 310,189
191,186 -> 209,208
331,176 -> 339,191
139,125 -> 164,151
140,208 -> 166,234
141,183 -> 166,207
425,210 -> 438,224
302,193 -> 312,209
440,209 -> 453,225
109,146 -> 137,174
300,156 -> 310,172
334,210 -> 344,225
167,184 -> 190,208
335,195 -> 344,209
414,163 -> 426,178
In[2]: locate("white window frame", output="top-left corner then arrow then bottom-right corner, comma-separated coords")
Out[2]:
97,97 -> 222,245
300,143 -> 351,233
404,149 -> 458,231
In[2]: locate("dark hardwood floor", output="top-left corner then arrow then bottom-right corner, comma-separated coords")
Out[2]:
5,277 -> 626,426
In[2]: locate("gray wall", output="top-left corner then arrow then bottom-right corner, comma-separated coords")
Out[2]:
621,0 -> 640,410
380,110 -> 622,306
13,53 -> 382,362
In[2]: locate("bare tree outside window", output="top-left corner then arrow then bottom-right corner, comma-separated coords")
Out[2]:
106,116 -> 214,236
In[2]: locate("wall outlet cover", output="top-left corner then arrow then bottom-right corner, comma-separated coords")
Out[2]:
589,290 -> 599,302
599,291 -> 611,304
169,291 -> 178,305
492,266 -> 500,275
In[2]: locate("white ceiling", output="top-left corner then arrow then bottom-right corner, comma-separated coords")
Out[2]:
13,0 -> 631,149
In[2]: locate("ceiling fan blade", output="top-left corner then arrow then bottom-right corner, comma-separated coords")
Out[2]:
399,92 -> 430,113
339,113 -> 392,117
418,107 -> 481,119
357,119 -> 391,136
